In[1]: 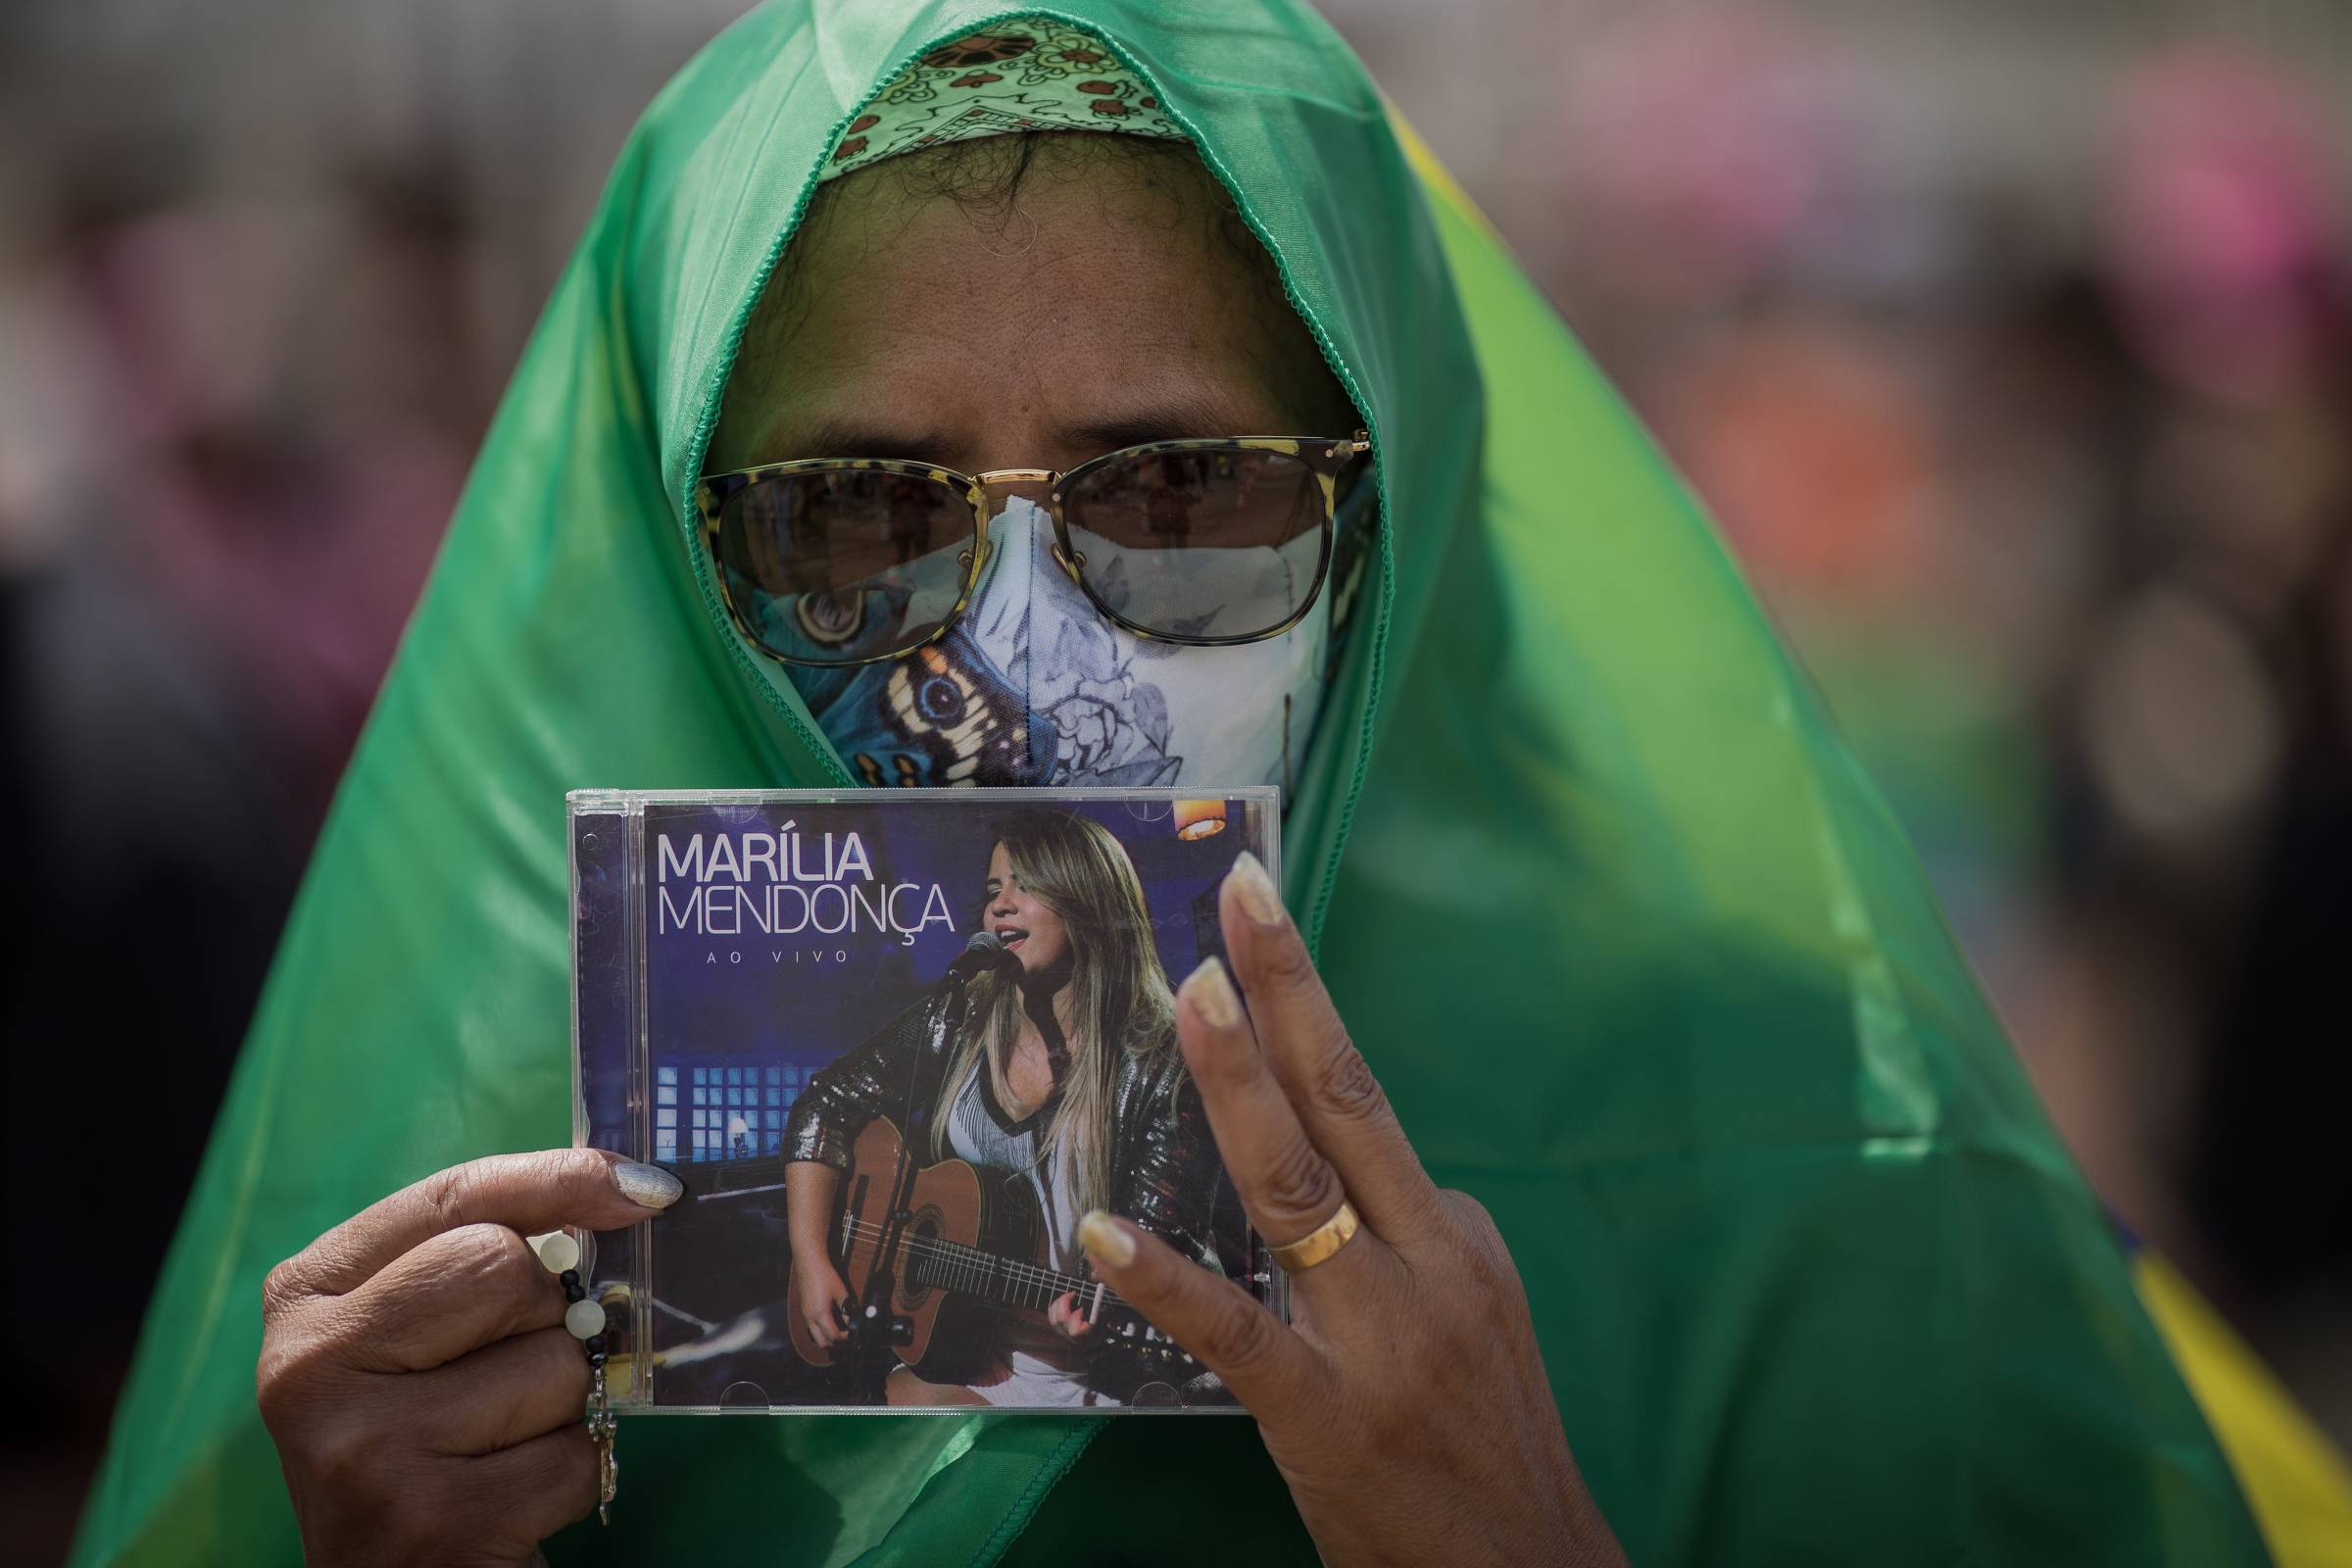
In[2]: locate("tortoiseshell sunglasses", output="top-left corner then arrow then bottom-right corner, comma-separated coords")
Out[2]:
694,432 -> 1371,668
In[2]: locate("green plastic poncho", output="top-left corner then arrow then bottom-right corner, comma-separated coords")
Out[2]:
74,2 -> 2268,1563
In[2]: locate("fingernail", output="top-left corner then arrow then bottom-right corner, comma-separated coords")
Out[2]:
1227,850 -> 1284,928
1181,956 -> 1242,1028
613,1161 -> 684,1209
1078,1210 -> 1136,1268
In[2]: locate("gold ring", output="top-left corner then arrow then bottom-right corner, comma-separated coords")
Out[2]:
1268,1200 -> 1360,1272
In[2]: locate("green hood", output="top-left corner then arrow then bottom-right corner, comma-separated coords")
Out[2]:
74,2 -> 2265,1564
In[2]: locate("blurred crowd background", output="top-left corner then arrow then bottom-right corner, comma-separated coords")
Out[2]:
5,0 -> 2348,1556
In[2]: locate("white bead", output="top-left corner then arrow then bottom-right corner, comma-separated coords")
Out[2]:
565,1298 -> 607,1340
529,1231 -> 581,1275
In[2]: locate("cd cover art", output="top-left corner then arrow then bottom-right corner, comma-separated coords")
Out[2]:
571,788 -> 1280,1413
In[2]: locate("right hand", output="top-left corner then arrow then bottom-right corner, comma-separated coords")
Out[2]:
257,1149 -> 684,1568
793,1255 -> 853,1351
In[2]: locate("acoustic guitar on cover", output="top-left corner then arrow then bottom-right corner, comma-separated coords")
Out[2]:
785,1114 -> 1198,1386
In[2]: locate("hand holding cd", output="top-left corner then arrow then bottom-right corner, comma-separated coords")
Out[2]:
256,1149 -> 681,1566
1075,854 -> 1627,1568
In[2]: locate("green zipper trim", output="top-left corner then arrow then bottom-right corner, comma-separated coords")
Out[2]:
966,1419 -> 1109,1568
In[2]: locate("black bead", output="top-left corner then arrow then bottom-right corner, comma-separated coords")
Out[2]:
587,1349 -> 609,1367
559,1269 -> 580,1290
564,1282 -> 586,1303
585,1335 -> 608,1355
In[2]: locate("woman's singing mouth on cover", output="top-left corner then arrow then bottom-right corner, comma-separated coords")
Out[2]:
994,923 -> 1030,952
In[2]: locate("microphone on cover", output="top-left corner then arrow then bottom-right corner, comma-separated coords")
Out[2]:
943,930 -> 1021,983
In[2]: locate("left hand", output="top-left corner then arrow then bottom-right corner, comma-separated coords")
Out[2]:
1075,852 -> 1626,1568
1045,1291 -> 1097,1341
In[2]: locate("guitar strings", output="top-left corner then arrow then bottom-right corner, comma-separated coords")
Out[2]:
834,1215 -> 1123,1306
832,1215 -> 1136,1312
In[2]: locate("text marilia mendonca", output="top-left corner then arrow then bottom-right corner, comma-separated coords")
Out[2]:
654,825 -> 957,947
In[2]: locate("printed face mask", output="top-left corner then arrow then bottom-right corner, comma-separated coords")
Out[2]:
775,497 -> 1337,790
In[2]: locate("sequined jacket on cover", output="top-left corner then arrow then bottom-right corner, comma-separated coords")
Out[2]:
782,996 -> 1241,1272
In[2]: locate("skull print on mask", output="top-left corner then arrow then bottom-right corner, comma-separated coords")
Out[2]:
774,495 -> 1346,789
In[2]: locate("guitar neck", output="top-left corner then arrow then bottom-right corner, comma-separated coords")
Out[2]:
857,1219 -> 1126,1315
842,1207 -> 1199,1374
914,1239 -> 1120,1313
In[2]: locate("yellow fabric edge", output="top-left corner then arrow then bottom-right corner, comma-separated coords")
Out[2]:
2136,1253 -> 2352,1567
1384,99 -> 1499,245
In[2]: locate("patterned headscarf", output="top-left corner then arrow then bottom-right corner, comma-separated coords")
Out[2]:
822,16 -> 1186,181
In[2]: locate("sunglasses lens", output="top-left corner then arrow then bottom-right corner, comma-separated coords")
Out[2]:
1061,448 -> 1328,639
715,469 -> 972,663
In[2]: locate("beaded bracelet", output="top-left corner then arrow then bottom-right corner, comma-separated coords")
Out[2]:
530,1230 -> 617,1524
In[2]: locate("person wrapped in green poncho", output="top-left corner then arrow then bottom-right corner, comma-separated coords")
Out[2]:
73,2 -> 2276,1563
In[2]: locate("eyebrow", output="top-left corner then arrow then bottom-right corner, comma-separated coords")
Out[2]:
1058,395 -> 1275,452
785,421 -> 954,463
777,396 -> 1286,467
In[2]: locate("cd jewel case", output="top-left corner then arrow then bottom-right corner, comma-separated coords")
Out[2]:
570,787 -> 1284,1413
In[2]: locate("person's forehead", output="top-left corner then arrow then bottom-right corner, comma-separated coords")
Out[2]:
790,151 -> 1249,327
713,156 -> 1306,467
